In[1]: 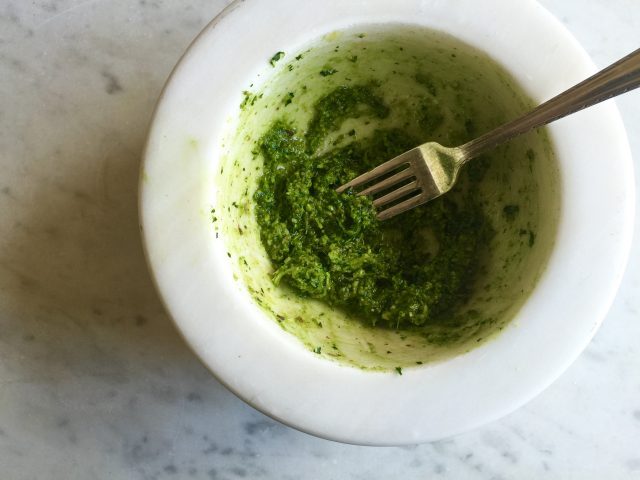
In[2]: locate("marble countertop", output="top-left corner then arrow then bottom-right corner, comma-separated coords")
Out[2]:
1,1 -> 638,478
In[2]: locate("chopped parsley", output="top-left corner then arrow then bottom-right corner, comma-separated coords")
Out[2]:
502,204 -> 520,222
269,51 -> 285,66
319,67 -> 338,77
283,91 -> 295,106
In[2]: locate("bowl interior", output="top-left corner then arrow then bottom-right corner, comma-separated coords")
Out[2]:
216,24 -> 560,370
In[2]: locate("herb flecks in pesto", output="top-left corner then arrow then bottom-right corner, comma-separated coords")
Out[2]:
254,85 -> 493,329
320,67 -> 338,77
270,51 -> 285,67
503,204 -> 520,222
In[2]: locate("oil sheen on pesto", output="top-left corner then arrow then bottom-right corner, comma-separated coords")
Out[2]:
217,26 -> 559,370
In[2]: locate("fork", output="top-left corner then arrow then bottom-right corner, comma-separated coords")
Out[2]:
337,47 -> 640,220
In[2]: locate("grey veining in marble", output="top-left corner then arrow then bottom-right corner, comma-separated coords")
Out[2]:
0,1 -> 639,479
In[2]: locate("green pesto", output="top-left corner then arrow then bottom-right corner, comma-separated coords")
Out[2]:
254,84 -> 493,329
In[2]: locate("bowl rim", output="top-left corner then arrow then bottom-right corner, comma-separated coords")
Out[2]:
139,0 -> 635,445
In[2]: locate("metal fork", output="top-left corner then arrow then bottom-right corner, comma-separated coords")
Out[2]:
337,47 -> 640,220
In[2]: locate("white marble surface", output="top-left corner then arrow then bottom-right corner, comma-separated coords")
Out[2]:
0,0 -> 638,478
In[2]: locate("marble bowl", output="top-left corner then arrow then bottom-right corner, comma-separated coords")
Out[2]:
139,0 -> 634,444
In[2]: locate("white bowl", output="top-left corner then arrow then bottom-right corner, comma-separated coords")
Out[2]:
139,0 -> 634,445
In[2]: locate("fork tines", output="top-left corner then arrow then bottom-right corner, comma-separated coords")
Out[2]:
336,148 -> 430,220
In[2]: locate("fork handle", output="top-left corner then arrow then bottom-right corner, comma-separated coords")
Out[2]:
459,47 -> 640,160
